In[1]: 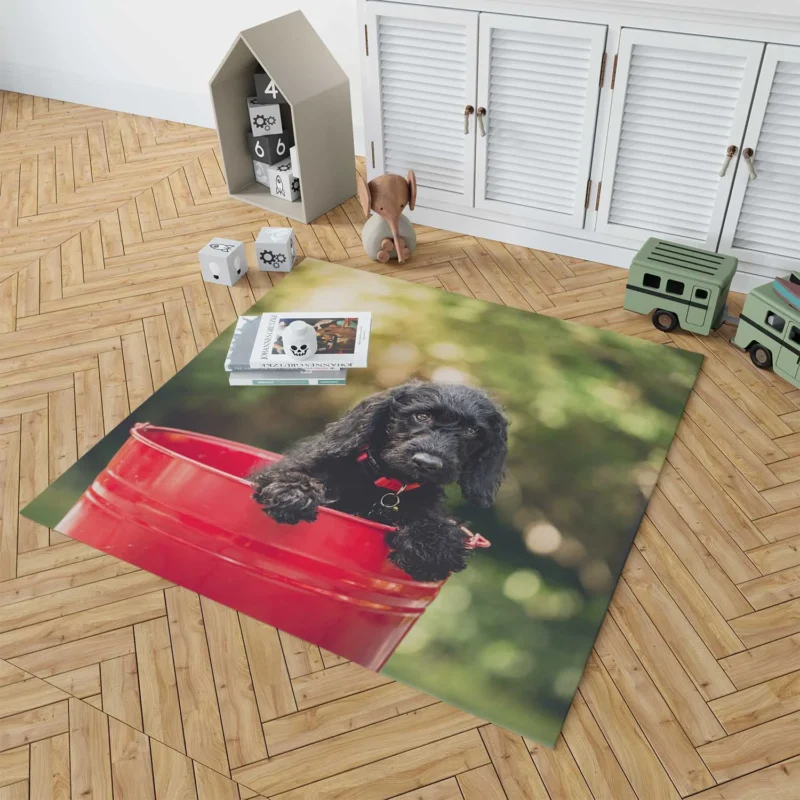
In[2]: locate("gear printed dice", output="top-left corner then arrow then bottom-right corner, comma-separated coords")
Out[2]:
198,237 -> 247,286
247,97 -> 291,137
255,227 -> 297,273
253,160 -> 271,188
267,158 -> 300,201
254,71 -> 287,105
247,129 -> 294,165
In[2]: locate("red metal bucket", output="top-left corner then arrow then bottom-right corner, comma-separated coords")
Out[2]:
57,423 -> 443,670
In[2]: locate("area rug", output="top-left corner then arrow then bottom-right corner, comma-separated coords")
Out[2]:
22,259 -> 702,747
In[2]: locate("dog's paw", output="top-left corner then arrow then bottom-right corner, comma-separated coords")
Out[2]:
253,472 -> 325,525
386,523 -> 470,582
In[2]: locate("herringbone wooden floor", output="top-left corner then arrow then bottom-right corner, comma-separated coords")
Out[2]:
1,92 -> 800,800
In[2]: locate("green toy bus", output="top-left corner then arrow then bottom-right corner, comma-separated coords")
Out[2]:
624,238 -> 800,390
624,238 -> 738,335
733,279 -> 800,384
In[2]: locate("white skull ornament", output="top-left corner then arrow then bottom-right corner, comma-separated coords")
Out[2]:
282,320 -> 318,359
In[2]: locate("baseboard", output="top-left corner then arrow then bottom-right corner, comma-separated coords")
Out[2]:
408,205 -> 776,296
0,61 -> 366,156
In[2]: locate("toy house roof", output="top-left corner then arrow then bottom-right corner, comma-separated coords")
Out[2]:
210,11 -> 348,107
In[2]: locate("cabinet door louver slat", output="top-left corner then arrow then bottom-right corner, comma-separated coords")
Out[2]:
475,16 -> 607,227
365,2 -> 478,207
596,30 -> 764,248
721,47 -> 800,269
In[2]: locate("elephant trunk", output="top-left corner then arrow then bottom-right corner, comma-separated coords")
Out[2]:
387,216 -> 404,264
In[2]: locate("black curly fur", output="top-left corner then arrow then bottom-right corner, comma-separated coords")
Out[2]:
252,381 -> 508,582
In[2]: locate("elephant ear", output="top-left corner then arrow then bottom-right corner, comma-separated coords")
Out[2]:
407,170 -> 417,210
356,172 -> 372,218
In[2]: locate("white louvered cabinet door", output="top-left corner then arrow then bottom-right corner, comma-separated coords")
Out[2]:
596,30 -> 764,248
364,2 -> 478,207
475,15 -> 607,228
720,45 -> 800,270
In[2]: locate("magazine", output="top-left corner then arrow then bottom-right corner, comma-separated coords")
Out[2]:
229,368 -> 347,386
224,316 -> 262,372
249,312 -> 371,370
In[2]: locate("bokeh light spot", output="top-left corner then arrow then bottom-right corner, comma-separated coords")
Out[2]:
524,523 -> 562,555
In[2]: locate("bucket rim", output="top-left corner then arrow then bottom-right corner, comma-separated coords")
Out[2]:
128,422 -> 396,533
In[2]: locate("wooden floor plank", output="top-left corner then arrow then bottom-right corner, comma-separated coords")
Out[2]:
164,587 -> 229,775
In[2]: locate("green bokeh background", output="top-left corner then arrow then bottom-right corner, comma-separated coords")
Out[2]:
23,259 -> 702,746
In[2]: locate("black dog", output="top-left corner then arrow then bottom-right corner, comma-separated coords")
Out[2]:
252,382 -> 508,581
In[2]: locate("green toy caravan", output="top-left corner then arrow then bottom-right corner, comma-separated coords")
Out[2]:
733,274 -> 800,383
625,238 -> 739,335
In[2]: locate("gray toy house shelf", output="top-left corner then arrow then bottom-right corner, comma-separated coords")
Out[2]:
210,11 -> 355,223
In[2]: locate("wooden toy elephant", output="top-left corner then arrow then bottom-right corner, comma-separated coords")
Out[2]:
356,170 -> 417,263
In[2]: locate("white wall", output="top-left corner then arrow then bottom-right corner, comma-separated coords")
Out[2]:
0,0 -> 365,153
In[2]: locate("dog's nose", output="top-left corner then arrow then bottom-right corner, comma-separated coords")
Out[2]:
411,453 -> 443,472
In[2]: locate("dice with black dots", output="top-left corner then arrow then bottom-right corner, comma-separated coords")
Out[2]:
198,238 -> 247,286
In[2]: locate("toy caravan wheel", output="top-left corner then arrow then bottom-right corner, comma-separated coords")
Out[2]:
749,344 -> 773,370
652,309 -> 679,333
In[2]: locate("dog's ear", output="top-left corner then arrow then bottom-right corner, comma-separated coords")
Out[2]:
459,411 -> 508,507
317,388 -> 398,459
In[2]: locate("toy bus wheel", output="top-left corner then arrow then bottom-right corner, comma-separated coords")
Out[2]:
749,344 -> 773,370
652,309 -> 679,332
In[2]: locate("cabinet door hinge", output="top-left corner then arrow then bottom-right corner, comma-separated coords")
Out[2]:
599,53 -> 607,87
371,141 -> 376,169
595,181 -> 603,211
610,54 -> 619,89
364,24 -> 369,56
585,179 -> 592,209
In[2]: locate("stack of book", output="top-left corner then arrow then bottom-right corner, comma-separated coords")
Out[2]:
224,312 -> 371,386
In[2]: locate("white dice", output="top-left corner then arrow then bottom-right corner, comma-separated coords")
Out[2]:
255,227 -> 296,272
198,238 -> 247,286
253,160 -> 270,188
268,158 -> 300,201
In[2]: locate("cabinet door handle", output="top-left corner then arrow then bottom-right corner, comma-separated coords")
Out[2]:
743,147 -> 758,181
464,105 -> 474,135
476,107 -> 486,137
719,145 -> 738,177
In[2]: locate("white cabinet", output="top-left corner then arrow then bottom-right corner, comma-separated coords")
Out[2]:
360,0 -> 800,284
719,44 -> 800,270
595,29 -> 764,248
364,2 -> 478,207
475,15 -> 607,227
364,3 -> 606,221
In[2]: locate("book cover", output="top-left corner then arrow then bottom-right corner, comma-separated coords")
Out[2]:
229,368 -> 347,386
224,316 -> 261,372
249,312 -> 371,370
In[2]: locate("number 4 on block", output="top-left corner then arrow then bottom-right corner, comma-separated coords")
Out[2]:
255,72 -> 287,104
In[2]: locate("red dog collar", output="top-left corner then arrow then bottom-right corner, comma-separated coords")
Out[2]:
357,451 -> 420,493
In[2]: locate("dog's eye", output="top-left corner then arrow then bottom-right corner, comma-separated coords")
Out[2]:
414,412 -> 431,422
465,426 -> 479,436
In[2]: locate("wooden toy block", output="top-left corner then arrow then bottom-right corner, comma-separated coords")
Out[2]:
253,160 -> 271,188
248,129 -> 294,165
255,226 -> 296,272
198,237 -> 247,286
247,97 -> 292,137
268,158 -> 300,201
254,70 -> 287,104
